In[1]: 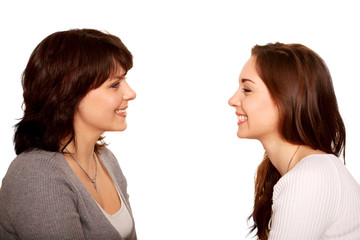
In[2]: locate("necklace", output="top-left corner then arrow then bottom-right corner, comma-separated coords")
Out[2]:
63,147 -> 98,191
286,145 -> 301,173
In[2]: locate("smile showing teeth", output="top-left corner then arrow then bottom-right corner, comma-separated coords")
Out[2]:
115,109 -> 126,114
237,115 -> 248,122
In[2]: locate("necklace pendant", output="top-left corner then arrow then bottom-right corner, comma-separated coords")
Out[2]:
94,182 -> 98,191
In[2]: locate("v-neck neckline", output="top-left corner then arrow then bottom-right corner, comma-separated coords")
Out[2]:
59,150 -> 129,214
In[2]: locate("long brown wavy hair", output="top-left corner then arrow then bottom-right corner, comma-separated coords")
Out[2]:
14,29 -> 133,155
248,43 -> 346,239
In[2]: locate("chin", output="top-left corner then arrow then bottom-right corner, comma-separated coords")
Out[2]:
117,125 -> 128,131
237,135 -> 248,139
237,131 -> 252,139
118,123 -> 128,131
107,123 -> 128,132
237,131 -> 245,139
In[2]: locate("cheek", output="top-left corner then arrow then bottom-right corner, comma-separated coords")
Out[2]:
259,101 -> 279,129
241,98 -> 258,115
78,94 -> 117,118
245,97 -> 279,125
91,93 -> 121,109
110,94 -> 123,107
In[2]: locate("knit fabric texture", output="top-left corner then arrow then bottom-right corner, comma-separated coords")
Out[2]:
269,154 -> 360,239
0,148 -> 136,240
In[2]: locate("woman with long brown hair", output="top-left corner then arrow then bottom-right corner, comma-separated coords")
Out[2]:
0,29 -> 137,239
229,43 -> 360,239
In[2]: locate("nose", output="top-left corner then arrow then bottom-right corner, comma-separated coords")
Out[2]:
123,81 -> 136,101
228,89 -> 241,108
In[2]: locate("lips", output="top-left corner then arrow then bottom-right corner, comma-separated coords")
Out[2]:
115,109 -> 126,114
236,112 -> 248,125
237,115 -> 248,121
115,107 -> 127,117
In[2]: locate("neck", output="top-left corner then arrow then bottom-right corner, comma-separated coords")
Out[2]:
62,133 -> 100,169
260,137 -> 301,176
68,112 -> 104,163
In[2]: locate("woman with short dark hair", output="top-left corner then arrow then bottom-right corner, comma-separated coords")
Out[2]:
0,29 -> 137,240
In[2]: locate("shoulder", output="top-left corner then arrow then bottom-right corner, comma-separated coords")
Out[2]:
12,149 -> 58,164
98,147 -> 129,196
272,155 -> 342,225
0,149 -> 79,213
298,153 -> 344,169
3,150 -> 69,184
274,154 -> 342,201
0,150 -> 75,203
98,147 -> 117,162
282,154 -> 341,184
98,147 -> 127,182
13,149 -> 60,163
5,150 -> 66,179
289,154 -> 347,188
1,151 -> 87,239
98,147 -> 122,172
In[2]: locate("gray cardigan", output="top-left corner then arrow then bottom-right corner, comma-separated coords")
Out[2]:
0,148 -> 137,240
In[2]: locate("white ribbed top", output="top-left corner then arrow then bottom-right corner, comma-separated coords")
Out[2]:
269,154 -> 360,240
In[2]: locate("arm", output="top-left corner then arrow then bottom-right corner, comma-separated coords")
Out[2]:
269,158 -> 340,240
0,153 -> 86,240
0,211 -> 17,240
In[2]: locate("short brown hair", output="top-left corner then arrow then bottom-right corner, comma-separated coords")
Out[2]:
14,29 -> 133,154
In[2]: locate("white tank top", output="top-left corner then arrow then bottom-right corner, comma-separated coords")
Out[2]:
95,188 -> 134,238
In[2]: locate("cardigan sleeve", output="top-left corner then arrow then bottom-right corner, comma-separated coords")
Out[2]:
0,151 -> 86,240
269,156 -> 341,240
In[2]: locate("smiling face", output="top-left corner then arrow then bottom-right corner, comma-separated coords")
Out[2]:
74,66 -> 136,138
228,56 -> 280,142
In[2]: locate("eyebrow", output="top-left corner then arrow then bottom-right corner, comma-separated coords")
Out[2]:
241,78 -> 255,84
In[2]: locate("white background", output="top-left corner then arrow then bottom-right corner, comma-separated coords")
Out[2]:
1,1 -> 359,239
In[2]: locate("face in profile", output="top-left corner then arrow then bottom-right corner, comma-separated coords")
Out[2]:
228,56 -> 280,142
74,65 -> 136,136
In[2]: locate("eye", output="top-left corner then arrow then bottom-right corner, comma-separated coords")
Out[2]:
242,88 -> 252,93
110,81 -> 121,88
